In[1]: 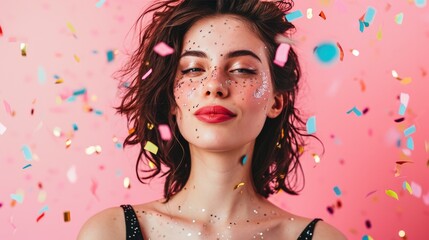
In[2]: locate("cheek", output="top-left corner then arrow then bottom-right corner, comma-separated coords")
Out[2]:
235,72 -> 271,105
173,77 -> 204,111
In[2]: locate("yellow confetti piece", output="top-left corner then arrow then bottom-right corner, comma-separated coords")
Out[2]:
55,78 -> 64,84
65,139 -> 72,148
63,211 -> 71,222
66,22 -> 76,35
234,182 -> 245,190
400,77 -> 412,85
403,181 -> 412,194
376,26 -> 382,40
123,177 -> 130,189
73,54 -> 80,62
312,153 -> 321,163
20,43 -> 27,56
38,190 -> 47,203
385,189 -> 399,200
144,141 -> 158,154
298,145 -> 304,154
148,160 -> 155,169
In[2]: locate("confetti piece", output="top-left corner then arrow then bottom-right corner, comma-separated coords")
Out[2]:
398,93 -> 409,115
234,182 -> 245,190
64,211 -> 71,222
336,42 -> 344,61
285,10 -> 303,22
147,123 -> 154,130
398,230 -> 406,238
312,153 -> 321,163
385,189 -> 399,200
365,220 -> 372,229
67,165 -> 77,183
415,0 -> 427,8
73,123 -> 78,131
365,190 -> 377,198
347,106 -> 362,116
142,68 -> 153,80
364,7 -> 376,24
318,11 -> 326,20
411,182 -> 422,197
403,181 -> 412,194
38,205 -> 49,214
20,43 -> 27,56
153,42 -> 174,56
306,116 -> 316,134
144,141 -> 158,154
406,137 -> 414,150
66,22 -> 76,35
158,124 -> 172,140
274,43 -> 290,67
362,235 -> 374,240
65,139 -> 72,148
240,155 -> 248,165
306,8 -> 313,19
333,186 -> 342,196
351,49 -> 360,56
73,54 -> 80,62
85,145 -> 102,155
400,77 -> 412,85
0,122 -> 6,135
394,117 -> 405,123
95,0 -> 106,8
123,177 -> 131,189
376,26 -> 382,40
36,213 -> 45,222
314,42 -> 339,64
38,66 -> 46,84
38,190 -> 47,203
22,145 -> 33,160
0,25 -> 3,36
148,160 -> 155,169
395,13 -> 404,24
327,206 -> 334,214
53,127 -> 62,137
73,88 -> 86,96
10,193 -> 23,203
107,50 -> 115,62
404,125 -> 416,136
22,164 -> 32,169
423,192 -> 429,205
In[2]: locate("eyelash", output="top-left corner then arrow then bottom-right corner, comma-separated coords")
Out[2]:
181,68 -> 257,75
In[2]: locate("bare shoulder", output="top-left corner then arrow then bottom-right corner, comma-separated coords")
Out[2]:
77,206 -> 126,240
312,219 -> 347,240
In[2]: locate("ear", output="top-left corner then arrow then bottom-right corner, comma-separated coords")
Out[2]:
267,93 -> 284,118
171,105 -> 177,115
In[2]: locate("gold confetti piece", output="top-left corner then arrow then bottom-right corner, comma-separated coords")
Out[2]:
66,22 -> 76,35
312,153 -> 320,163
55,78 -> 64,84
64,211 -> 71,222
234,182 -> 245,190
73,54 -> 80,62
144,141 -> 158,154
148,160 -> 155,169
351,49 -> 360,56
400,77 -> 412,85
404,181 -> 412,194
147,123 -> 154,130
20,43 -> 27,56
385,189 -> 399,200
298,145 -> 304,154
376,26 -> 382,40
65,139 -> 72,148
123,177 -> 130,189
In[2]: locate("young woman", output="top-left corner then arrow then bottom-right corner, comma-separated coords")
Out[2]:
78,0 -> 346,239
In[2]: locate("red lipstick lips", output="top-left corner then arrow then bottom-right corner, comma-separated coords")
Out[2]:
194,105 -> 236,123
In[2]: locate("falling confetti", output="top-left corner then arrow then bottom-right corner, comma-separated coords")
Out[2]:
274,43 -> 290,67
0,122 -> 6,135
406,137 -> 414,150
66,22 -> 77,36
395,13 -> 404,24
21,145 -> 33,160
333,186 -> 342,196
73,54 -> 80,62
158,124 -> 172,141
336,42 -> 344,61
415,0 -> 427,8
351,49 -> 360,56
364,7 -> 376,24
376,26 -> 382,40
347,106 -> 362,116
153,42 -> 174,56
65,139 -> 72,148
314,42 -> 339,64
385,189 -> 399,200
306,8 -> 313,19
144,141 -> 158,154
107,50 -> 115,62
240,155 -> 248,165
142,68 -> 153,80
403,125 -> 416,136
0,25 -> 3,36
285,10 -> 303,22
64,211 -> 71,222
22,164 -> 32,169
312,153 -> 321,163
319,11 -> 326,20
123,177 -> 131,189
38,66 -> 46,84
403,181 -> 412,194
95,0 -> 106,8
365,220 -> 372,229
362,235 -> 374,240
20,43 -> 27,56
67,166 -> 77,183
306,116 -> 316,134
398,93 -> 409,115
36,213 -> 45,222
398,230 -> 406,238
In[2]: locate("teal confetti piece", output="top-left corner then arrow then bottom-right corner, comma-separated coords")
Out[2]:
22,145 -> 32,160
107,50 -> 114,62
285,10 -> 303,22
359,20 -> 365,32
398,103 -> 407,115
73,123 -> 78,131
406,137 -> 414,150
115,142 -> 123,149
404,125 -> 416,136
95,0 -> 106,8
314,42 -> 339,64
73,88 -> 87,96
10,194 -> 23,203
240,155 -> 248,165
333,186 -> 342,196
38,205 -> 49,214
306,116 -> 316,134
94,109 -> 103,115
362,235 -> 373,240
364,7 -> 376,24
22,164 -> 32,169
347,106 -> 362,116
66,95 -> 77,103
38,66 -> 46,84
415,0 -> 427,8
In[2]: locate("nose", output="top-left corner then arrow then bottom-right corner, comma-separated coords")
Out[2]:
204,69 -> 229,98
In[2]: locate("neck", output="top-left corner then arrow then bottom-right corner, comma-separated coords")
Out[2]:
166,142 -> 265,223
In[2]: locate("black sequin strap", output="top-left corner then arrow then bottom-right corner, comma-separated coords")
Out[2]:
120,205 -> 144,240
297,218 -> 322,240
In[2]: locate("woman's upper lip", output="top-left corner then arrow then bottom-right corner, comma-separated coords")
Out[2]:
194,105 -> 236,116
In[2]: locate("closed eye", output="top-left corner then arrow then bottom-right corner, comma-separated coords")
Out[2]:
230,69 -> 257,74
181,68 -> 205,74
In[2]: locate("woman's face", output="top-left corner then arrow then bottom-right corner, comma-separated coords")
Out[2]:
173,15 -> 282,152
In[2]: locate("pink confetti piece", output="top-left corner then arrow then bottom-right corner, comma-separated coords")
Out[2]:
0,121 -> 6,135
142,68 -> 153,80
3,100 -> 12,115
158,124 -> 172,141
411,181 -> 422,198
273,43 -> 290,67
90,179 -> 99,200
153,42 -> 174,56
423,192 -> 429,206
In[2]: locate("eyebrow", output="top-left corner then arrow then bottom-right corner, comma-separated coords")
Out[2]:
180,49 -> 262,63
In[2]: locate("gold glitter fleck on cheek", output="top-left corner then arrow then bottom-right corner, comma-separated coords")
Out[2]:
233,182 -> 245,190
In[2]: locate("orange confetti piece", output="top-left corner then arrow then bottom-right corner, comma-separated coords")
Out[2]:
128,128 -> 135,134
319,11 -> 326,20
64,211 -> 71,222
336,42 -> 344,61
360,80 -> 366,92
385,189 -> 399,200
400,77 -> 412,85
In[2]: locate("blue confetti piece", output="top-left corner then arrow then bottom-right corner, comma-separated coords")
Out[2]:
396,139 -> 401,148
333,186 -> 342,196
95,0 -> 106,8
73,123 -> 78,131
22,164 -> 32,169
73,88 -> 87,96
38,205 -> 49,214
115,142 -> 123,149
347,106 -> 362,116
359,20 -> 365,32
22,145 -> 32,161
241,155 -> 248,165
306,116 -> 316,134
107,50 -> 114,62
407,137 -> 414,150
404,125 -> 416,136
398,103 -> 407,115
415,0 -> 427,7
94,109 -> 103,115
362,235 -> 373,240
38,66 -> 46,85
66,95 -> 77,103
285,10 -> 303,22
314,42 -> 339,64
10,194 -> 23,203
364,7 -> 376,24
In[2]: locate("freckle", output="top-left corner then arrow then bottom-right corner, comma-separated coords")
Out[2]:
197,45 -> 200,48
199,29 -> 202,32
208,31 -> 211,34
193,42 -> 195,45
210,25 -> 213,27
220,54 -> 223,56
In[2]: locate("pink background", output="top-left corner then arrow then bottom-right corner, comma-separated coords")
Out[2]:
1,0 -> 428,239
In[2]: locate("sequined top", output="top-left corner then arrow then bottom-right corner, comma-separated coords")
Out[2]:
121,204 -> 322,240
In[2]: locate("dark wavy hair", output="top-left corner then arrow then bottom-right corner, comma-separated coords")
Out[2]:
116,0 -> 315,201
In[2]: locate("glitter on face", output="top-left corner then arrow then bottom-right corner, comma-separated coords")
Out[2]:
253,72 -> 269,98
